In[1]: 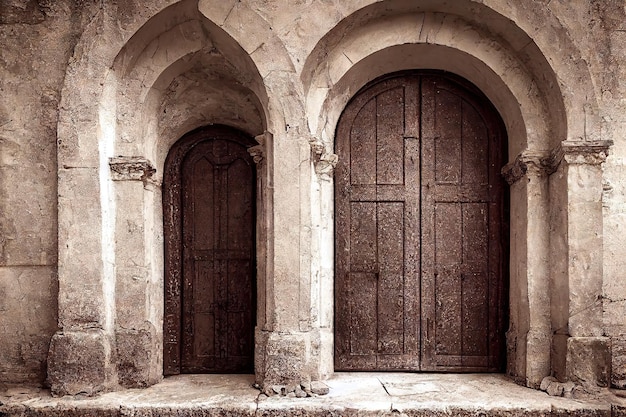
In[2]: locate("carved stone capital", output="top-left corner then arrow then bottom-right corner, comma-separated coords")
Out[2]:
501,151 -> 551,185
557,140 -> 613,166
248,132 -> 268,164
248,145 -> 264,164
315,153 -> 338,178
310,137 -> 338,180
502,140 -> 613,185
109,157 -> 156,182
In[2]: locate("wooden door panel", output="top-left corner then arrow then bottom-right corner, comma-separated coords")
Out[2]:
376,87 -> 405,185
336,78 -> 422,370
376,202 -> 404,355
164,126 -> 256,375
336,72 -> 506,372
421,75 -> 504,371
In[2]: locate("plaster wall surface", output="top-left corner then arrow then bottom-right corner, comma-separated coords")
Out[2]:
0,0 -> 624,396
0,0 -> 83,385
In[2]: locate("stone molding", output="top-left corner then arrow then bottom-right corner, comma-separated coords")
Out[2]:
502,140 -> 613,185
501,151 -> 550,185
248,133 -> 267,164
109,157 -> 156,182
310,138 -> 338,180
555,140 -> 613,166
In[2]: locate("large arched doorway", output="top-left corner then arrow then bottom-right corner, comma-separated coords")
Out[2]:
163,125 -> 257,375
335,71 -> 508,372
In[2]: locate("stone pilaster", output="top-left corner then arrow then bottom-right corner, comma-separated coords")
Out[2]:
557,140 -> 612,389
252,131 -> 327,394
110,156 -> 160,388
48,164 -> 117,396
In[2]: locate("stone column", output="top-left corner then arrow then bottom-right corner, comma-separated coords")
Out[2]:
109,157 -> 161,388
557,140 -> 612,389
253,130 -> 331,394
503,153 -> 552,388
310,138 -> 338,380
48,168 -> 117,396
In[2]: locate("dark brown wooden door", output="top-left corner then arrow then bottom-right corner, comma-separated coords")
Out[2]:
164,126 -> 256,375
335,72 -> 506,372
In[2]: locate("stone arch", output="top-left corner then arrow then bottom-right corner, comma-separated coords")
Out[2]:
301,1 -> 608,389
50,0 -> 275,395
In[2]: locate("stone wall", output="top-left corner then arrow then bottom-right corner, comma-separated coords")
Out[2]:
0,0 -> 89,385
0,0 -> 624,395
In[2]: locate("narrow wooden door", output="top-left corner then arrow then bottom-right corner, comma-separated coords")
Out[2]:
335,72 -> 506,372
164,126 -> 256,375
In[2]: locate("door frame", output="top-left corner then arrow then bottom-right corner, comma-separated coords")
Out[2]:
163,125 -> 258,375
333,70 -> 509,372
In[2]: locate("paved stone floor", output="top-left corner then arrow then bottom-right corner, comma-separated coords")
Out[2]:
2,373 -> 626,416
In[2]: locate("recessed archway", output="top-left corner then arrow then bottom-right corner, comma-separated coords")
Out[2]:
301,5 -> 574,388
163,125 -> 258,375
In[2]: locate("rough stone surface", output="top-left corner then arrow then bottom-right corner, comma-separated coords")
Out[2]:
0,374 -> 621,417
567,337 -> 611,389
613,338 -> 626,389
0,0 -> 626,399
47,330 -> 115,397
115,327 -> 160,389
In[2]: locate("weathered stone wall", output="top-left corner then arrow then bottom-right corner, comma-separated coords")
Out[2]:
0,0 -> 89,385
0,0 -> 624,395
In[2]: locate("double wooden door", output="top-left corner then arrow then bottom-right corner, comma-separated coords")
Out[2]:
335,72 -> 507,372
164,126 -> 256,375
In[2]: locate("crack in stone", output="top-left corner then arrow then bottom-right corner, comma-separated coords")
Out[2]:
378,377 -> 391,396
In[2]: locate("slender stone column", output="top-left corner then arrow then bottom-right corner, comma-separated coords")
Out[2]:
503,152 -> 552,388
109,157 -> 161,388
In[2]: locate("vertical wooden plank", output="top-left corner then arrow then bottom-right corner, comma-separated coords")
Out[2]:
227,158 -> 254,251
351,99 -> 377,185
193,157 -> 215,249
419,76 -> 438,369
434,89 -> 462,184
404,79 -> 420,139
194,261 -> 215,358
434,202 -> 462,356
377,87 -> 405,185
403,90 -> 421,356
461,203 -> 489,357
462,102 -> 489,185
377,202 -> 404,355
349,272 -> 378,355
349,202 -> 377,272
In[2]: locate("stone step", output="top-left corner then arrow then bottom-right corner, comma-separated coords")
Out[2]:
2,374 -> 625,417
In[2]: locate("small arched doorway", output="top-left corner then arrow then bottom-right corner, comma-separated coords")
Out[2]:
334,71 -> 508,372
163,125 -> 257,375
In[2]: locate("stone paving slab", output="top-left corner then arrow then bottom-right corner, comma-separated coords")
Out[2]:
1,373 -> 625,416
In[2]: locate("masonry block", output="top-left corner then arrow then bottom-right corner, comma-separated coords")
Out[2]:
612,337 -> 626,389
255,330 -> 312,393
115,326 -> 161,388
566,336 -> 610,388
47,329 -> 116,396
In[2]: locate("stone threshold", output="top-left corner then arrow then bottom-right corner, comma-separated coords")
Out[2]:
2,373 -> 625,416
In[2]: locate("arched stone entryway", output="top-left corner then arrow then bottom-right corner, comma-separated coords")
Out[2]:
302,2 -> 610,390
47,0 -> 612,396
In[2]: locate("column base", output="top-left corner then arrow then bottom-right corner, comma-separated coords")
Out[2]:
255,329 -> 313,393
115,324 -> 161,388
47,329 -> 117,396
566,336 -> 610,389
